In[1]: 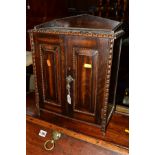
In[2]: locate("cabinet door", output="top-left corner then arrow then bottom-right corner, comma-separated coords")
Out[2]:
33,34 -> 66,114
65,37 -> 100,124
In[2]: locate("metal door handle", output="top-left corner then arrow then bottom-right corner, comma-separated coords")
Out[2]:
66,75 -> 74,104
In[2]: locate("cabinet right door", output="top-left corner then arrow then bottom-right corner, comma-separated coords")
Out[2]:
65,36 -> 108,124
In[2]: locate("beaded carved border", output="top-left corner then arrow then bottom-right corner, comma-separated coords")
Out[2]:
29,32 -> 40,115
30,29 -> 115,39
101,38 -> 115,132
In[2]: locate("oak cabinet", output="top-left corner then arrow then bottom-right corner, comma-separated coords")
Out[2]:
29,14 -> 124,138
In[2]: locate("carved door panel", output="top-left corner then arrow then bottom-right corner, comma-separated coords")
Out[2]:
73,47 -> 99,123
33,35 -> 66,114
40,44 -> 61,104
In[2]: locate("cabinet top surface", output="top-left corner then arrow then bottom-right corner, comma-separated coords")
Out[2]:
33,14 -> 122,32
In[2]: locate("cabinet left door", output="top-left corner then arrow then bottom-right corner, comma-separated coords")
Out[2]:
32,33 -> 66,114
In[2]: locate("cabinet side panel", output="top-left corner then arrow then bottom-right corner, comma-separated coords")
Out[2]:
95,38 -> 110,125
107,38 -> 122,121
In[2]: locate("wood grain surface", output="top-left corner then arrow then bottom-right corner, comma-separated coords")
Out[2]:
27,93 -> 129,155
27,115 -> 128,155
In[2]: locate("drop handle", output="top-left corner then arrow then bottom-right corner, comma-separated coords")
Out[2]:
44,131 -> 61,151
66,75 -> 74,104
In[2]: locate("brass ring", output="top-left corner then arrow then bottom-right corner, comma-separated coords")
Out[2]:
44,139 -> 55,151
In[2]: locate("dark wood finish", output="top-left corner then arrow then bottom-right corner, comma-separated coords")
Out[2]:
73,48 -> 98,114
39,108 -> 129,148
27,88 -> 128,152
26,0 -> 68,51
29,14 -> 124,138
31,35 -> 66,115
37,41 -> 65,114
26,92 -> 38,117
41,45 -> 61,104
27,115 -> 128,155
